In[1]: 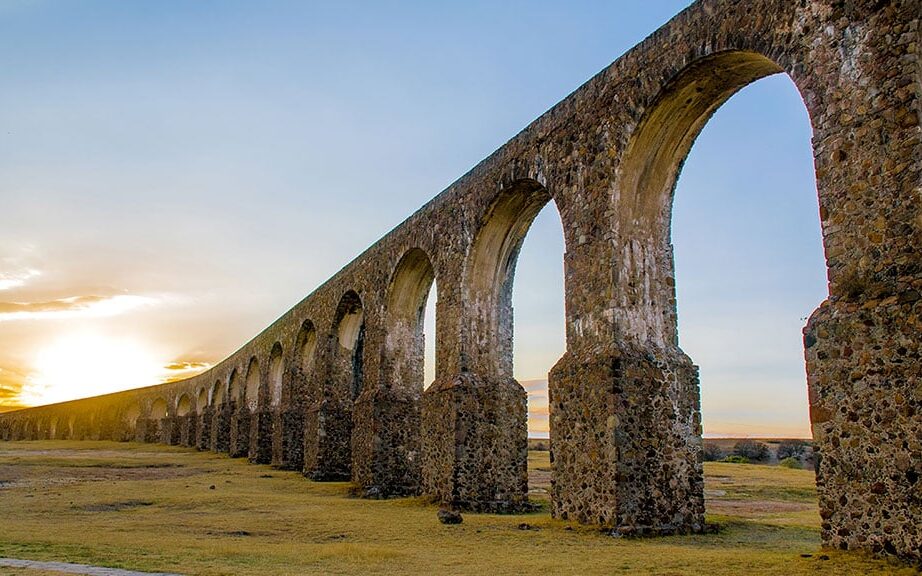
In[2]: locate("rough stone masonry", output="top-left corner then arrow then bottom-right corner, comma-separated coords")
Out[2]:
1,0 -> 919,562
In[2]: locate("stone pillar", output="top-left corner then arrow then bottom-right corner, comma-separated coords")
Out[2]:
420,372 -> 528,512
161,417 -> 179,445
229,405 -> 251,458
550,349 -> 704,534
352,386 -> 421,498
197,408 -> 213,451
211,403 -> 231,453
303,399 -> 352,481
248,409 -> 273,464
805,301 -> 921,558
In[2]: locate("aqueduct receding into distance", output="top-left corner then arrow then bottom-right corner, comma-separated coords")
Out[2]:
1,0 -> 919,561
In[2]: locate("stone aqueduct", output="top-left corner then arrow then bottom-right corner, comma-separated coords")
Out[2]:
1,0 -> 919,561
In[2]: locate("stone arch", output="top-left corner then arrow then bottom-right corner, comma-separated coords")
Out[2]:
176,394 -> 193,417
197,387 -> 208,410
212,379 -> 225,405
296,320 -> 318,377
386,248 -> 437,391
228,369 -> 242,403
269,343 -> 284,408
245,357 -> 260,411
149,398 -> 168,421
124,403 -> 141,429
333,290 -> 365,401
465,179 -> 563,377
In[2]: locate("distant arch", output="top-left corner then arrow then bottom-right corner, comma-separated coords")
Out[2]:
49,417 -> 59,440
228,369 -> 242,403
197,387 -> 208,410
296,320 -> 317,375
269,343 -> 284,407
176,394 -> 193,417
333,290 -> 365,400
386,247 -> 437,390
124,403 -> 141,428
245,357 -> 260,411
150,398 -> 168,421
213,379 -> 225,405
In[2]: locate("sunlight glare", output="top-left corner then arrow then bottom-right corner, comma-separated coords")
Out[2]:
20,332 -> 164,406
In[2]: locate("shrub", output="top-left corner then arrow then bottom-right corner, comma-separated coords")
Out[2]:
702,443 -> 724,462
732,440 -> 770,462
776,439 -> 809,461
722,455 -> 750,464
779,456 -> 803,469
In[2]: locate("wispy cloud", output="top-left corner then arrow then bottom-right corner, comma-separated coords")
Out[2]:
0,294 -> 157,322
0,268 -> 41,291
161,360 -> 212,382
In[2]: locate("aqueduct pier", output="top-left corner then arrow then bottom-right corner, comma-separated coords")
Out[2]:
2,0 -> 919,561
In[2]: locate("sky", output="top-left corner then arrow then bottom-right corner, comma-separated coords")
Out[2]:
0,1 -> 827,438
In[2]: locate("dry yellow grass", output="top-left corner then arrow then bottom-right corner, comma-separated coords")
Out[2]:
0,441 -> 914,575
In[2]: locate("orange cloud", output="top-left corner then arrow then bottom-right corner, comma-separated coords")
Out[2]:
0,268 -> 41,291
0,294 -> 156,322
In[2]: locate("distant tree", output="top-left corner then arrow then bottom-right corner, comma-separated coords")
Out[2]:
702,442 -> 724,462
779,456 -> 803,469
732,439 -> 770,462
776,439 -> 809,461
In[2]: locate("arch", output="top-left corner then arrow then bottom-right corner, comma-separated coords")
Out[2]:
197,387 -> 208,410
386,248 -> 436,390
124,403 -> 141,428
149,398 -> 168,421
176,394 -> 193,417
49,417 -> 59,440
296,320 -> 317,375
212,379 -> 225,405
269,343 -> 284,407
228,369 -> 241,403
333,290 -> 365,401
616,50 -> 790,347
466,179 -> 560,377
245,357 -> 260,411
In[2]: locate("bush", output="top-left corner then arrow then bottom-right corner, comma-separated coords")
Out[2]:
732,440 -> 770,462
776,439 -> 809,461
722,455 -> 750,464
702,443 -> 724,462
779,456 -> 803,469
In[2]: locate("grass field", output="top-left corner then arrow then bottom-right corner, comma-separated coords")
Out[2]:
0,441 -> 915,575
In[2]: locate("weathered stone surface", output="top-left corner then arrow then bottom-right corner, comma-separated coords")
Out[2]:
1,0 -> 918,561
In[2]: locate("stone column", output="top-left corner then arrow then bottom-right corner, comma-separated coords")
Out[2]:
248,409 -> 273,464
229,403 -> 251,458
196,407 -> 213,451
211,403 -> 231,453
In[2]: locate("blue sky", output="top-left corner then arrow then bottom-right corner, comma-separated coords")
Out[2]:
0,1 -> 826,437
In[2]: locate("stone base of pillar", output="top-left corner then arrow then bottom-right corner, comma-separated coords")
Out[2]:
420,372 -> 527,513
549,349 -> 704,535
271,408 -> 305,470
179,415 -> 196,447
805,300 -> 921,561
196,409 -> 213,451
249,410 -> 273,464
160,417 -> 180,445
352,386 -> 420,498
229,410 -> 251,458
303,400 -> 352,481
211,405 -> 231,453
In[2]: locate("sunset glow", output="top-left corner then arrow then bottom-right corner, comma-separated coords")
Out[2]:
19,332 -> 164,406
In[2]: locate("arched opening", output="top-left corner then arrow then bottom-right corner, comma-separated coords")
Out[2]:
124,403 -> 141,433
269,343 -> 284,408
621,50 -> 824,532
176,394 -> 192,417
228,369 -> 242,405
197,387 -> 208,411
386,248 -> 437,392
245,357 -> 260,411
333,291 -> 365,401
462,178 -> 567,511
150,398 -> 168,421
297,321 -> 317,376
212,379 -> 225,405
